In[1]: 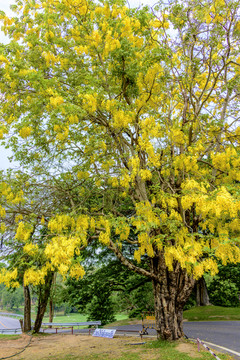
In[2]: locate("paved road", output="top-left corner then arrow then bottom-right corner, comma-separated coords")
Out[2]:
0,316 -> 21,334
183,321 -> 240,359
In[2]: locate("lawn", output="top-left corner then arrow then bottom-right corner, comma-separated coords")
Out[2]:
42,313 -> 129,323
183,306 -> 240,322
0,334 -> 20,340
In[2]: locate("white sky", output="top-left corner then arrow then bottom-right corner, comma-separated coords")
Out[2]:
0,0 -> 156,170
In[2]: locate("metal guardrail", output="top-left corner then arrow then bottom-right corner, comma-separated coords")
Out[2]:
0,312 -> 23,318
0,319 -> 101,335
41,321 -> 101,335
42,321 -> 101,327
0,328 -> 22,334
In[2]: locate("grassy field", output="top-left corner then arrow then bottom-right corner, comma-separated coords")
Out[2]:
3,305 -> 240,323
183,305 -> 240,321
0,334 -> 20,340
42,306 -> 240,324
42,313 -> 128,323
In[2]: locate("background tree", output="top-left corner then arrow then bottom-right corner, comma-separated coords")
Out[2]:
0,0 -> 240,340
0,170 -> 86,332
208,263 -> 240,307
0,283 -> 24,310
65,248 -> 154,325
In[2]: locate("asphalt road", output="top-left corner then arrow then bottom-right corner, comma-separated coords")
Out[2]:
183,321 -> 240,359
0,315 -> 21,334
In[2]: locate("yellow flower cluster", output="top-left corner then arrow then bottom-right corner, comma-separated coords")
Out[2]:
0,222 -> 6,233
139,169 -> 152,181
74,45 -> 88,55
48,214 -> 76,234
23,243 -> 39,255
42,51 -> 59,66
0,55 -> 9,64
0,268 -> 19,288
69,264 -> 85,279
50,96 -> 64,107
134,201 -> 160,230
89,30 -> 102,47
45,236 -> 81,269
173,154 -> 199,173
45,30 -> 55,42
82,93 -> 98,114
193,259 -> 218,279
115,220 -> 130,241
15,222 -> 33,242
0,205 -> 6,218
128,156 -> 140,177
215,243 -> 240,266
103,32 -> 121,57
24,267 -> 48,286
19,126 -> 32,138
97,218 -> 111,245
112,110 -> 134,128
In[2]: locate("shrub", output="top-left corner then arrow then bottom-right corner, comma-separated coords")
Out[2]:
208,279 -> 239,307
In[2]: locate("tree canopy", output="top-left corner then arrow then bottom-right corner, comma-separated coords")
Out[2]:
0,0 -> 240,340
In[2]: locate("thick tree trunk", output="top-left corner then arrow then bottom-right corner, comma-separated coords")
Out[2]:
33,271 -> 54,333
23,285 -> 31,332
196,277 -> 210,306
151,253 -> 195,340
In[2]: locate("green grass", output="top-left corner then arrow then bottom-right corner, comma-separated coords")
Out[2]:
42,313 -> 129,324
34,339 -> 233,360
0,334 -> 21,340
183,305 -> 240,321
42,313 -> 88,323
40,305 -> 240,325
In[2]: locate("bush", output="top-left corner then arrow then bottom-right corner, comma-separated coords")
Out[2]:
86,294 -> 116,326
183,293 -> 196,310
208,279 -> 239,307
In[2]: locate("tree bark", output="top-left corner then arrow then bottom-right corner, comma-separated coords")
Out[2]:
151,252 -> 195,340
49,299 -> 54,326
109,241 -> 196,340
49,272 -> 56,326
33,271 -> 54,333
196,277 -> 210,306
23,285 -> 32,332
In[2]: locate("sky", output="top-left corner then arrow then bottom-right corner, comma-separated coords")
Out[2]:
0,0 -> 157,170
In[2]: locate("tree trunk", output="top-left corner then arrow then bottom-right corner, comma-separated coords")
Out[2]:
151,253 -> 195,340
33,271 -> 54,333
49,272 -> 56,326
23,285 -> 31,332
196,277 -> 210,306
49,299 -> 54,326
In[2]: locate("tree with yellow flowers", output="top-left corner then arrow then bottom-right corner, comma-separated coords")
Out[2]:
0,170 -> 87,332
0,0 -> 240,340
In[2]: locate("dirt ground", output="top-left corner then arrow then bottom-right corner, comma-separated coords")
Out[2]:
0,333 -> 205,360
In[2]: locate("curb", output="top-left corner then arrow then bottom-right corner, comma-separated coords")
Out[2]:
201,340 -> 240,359
188,337 -> 240,359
